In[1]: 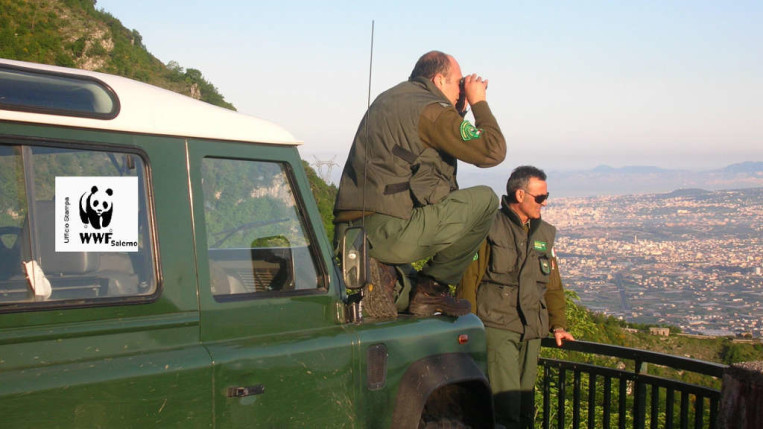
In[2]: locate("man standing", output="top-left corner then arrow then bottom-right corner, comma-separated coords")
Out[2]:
459,165 -> 574,428
334,51 -> 506,318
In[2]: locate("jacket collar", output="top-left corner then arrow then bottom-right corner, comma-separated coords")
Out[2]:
409,76 -> 451,105
500,194 -> 542,235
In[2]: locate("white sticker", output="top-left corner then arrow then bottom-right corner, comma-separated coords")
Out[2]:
55,177 -> 139,252
23,260 -> 52,300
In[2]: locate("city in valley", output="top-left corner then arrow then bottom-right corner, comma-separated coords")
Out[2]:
543,187 -> 763,338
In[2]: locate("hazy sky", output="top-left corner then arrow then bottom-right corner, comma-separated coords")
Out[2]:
97,0 -> 762,176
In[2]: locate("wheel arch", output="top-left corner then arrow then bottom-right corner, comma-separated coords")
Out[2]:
390,353 -> 494,429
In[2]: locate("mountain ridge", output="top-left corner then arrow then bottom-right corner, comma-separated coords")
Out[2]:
458,161 -> 763,198
589,161 -> 762,175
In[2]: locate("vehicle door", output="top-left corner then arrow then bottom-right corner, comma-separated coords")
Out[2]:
0,127 -> 212,426
187,139 -> 357,427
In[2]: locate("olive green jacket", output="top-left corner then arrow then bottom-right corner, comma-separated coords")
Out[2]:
334,77 -> 506,223
334,77 -> 457,220
458,196 -> 567,339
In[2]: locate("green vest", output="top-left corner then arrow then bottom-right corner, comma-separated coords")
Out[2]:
477,196 -> 557,339
334,77 -> 458,220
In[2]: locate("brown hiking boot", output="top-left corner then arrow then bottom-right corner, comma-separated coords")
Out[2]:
409,276 -> 471,317
363,258 -> 398,319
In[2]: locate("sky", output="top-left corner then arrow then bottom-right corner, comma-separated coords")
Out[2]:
96,0 -> 762,183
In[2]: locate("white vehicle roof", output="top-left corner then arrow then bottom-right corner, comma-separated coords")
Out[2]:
0,58 -> 300,145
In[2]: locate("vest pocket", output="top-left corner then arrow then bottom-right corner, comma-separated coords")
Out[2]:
409,163 -> 452,206
477,283 -> 520,328
489,241 -> 517,276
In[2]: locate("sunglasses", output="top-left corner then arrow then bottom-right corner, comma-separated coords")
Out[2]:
524,190 -> 549,204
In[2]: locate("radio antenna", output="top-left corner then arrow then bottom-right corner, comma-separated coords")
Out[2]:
367,21 -> 374,109
361,20 -> 374,228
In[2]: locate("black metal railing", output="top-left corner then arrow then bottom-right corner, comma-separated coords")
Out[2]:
538,338 -> 728,429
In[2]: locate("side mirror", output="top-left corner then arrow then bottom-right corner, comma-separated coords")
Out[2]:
341,226 -> 368,290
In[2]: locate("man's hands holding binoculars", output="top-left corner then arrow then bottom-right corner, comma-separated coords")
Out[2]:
456,74 -> 488,116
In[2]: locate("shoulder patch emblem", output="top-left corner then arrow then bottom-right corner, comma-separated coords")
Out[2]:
540,258 -> 551,274
459,120 -> 483,141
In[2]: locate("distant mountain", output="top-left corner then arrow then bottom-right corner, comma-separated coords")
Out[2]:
592,165 -> 670,174
458,162 -> 763,197
548,163 -> 763,197
661,188 -> 713,198
720,161 -> 763,174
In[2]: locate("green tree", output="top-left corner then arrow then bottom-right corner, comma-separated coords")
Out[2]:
721,339 -> 763,364
302,161 -> 337,241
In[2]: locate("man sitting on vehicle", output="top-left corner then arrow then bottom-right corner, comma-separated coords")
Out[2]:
334,50 -> 507,318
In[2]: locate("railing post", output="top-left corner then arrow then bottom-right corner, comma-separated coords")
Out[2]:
719,361 -> 763,429
650,384 -> 659,429
588,373 -> 596,429
634,360 -> 647,429
543,364 -> 550,429
694,395 -> 704,429
680,390 -> 689,429
573,369 -> 581,429
603,376 -> 612,428
666,388 -> 674,429
559,367 -> 567,429
619,377 -> 627,429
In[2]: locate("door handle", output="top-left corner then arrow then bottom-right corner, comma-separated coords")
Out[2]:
227,384 -> 265,398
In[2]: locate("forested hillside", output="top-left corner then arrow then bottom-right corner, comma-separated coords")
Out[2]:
1,0 -> 338,232
2,0 -> 758,369
1,0 -> 233,108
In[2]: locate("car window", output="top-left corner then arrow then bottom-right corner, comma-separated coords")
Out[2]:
201,157 -> 321,299
0,143 -> 156,308
0,63 -> 119,119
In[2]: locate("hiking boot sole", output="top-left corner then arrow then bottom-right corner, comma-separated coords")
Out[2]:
363,259 -> 398,319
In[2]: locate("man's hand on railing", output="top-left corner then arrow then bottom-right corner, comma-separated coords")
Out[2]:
552,328 -> 575,347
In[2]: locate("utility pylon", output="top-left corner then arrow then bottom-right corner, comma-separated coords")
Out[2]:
311,155 -> 339,184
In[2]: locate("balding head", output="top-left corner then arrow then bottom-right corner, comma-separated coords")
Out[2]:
409,51 -> 452,80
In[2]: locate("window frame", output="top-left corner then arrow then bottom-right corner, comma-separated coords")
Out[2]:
199,155 -> 329,303
0,136 -> 161,313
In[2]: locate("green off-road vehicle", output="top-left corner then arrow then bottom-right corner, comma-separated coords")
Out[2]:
0,59 -> 493,428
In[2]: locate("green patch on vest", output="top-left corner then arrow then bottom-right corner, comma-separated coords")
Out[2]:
534,240 -> 547,252
459,120 -> 482,141
540,258 -> 551,274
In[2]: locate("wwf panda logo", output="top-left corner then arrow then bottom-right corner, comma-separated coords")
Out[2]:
79,185 -> 114,230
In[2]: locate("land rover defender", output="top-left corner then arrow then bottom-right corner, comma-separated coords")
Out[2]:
0,58 -> 493,428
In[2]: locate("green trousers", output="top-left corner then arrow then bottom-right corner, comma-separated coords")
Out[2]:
356,186 -> 497,285
486,327 -> 541,429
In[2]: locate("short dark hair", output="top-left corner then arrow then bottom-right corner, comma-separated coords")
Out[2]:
506,165 -> 547,202
409,51 -> 451,80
